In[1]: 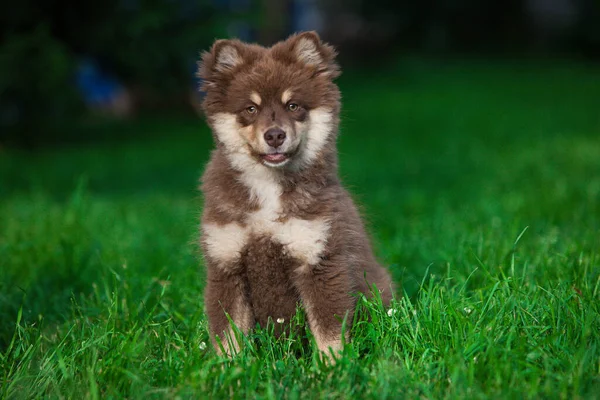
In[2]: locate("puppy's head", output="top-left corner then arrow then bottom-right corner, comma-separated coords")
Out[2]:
198,32 -> 340,170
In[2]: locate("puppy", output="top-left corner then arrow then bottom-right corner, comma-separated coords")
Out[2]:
198,31 -> 393,357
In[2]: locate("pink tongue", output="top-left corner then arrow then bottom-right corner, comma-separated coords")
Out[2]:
263,154 -> 287,163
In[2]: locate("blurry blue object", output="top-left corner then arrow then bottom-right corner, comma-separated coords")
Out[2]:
291,0 -> 323,33
75,58 -> 125,108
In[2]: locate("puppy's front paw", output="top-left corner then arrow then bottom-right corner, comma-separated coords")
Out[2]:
315,337 -> 344,365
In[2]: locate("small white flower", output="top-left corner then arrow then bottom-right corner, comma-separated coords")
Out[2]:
276,317 -> 285,324
199,342 -> 207,350
387,308 -> 397,317
463,307 -> 473,315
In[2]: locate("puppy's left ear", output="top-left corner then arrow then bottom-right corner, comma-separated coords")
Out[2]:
290,31 -> 340,78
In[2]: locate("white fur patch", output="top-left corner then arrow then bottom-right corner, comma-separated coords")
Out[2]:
281,89 -> 293,104
204,190 -> 329,269
250,91 -> 262,106
242,166 -> 282,217
211,113 -> 248,155
299,107 -> 334,166
203,223 -> 248,264
274,218 -> 329,265
296,38 -> 322,66
216,45 -> 242,72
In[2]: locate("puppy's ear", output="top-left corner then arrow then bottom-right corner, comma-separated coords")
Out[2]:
211,40 -> 244,72
198,40 -> 245,84
290,31 -> 340,78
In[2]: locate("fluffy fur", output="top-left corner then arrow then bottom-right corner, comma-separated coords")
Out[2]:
198,31 -> 393,357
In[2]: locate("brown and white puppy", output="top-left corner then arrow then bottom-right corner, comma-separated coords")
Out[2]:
198,31 -> 393,357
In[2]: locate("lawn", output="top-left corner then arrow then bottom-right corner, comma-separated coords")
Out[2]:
1,59 -> 599,399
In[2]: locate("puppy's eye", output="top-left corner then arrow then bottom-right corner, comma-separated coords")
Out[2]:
246,105 -> 257,114
287,103 -> 299,112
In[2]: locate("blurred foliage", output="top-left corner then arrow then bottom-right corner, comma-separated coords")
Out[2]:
348,0 -> 524,49
1,0 -> 598,147
326,0 -> 600,58
0,25 -> 81,147
0,0 -> 224,146
87,0 -> 222,100
2,0 -> 222,93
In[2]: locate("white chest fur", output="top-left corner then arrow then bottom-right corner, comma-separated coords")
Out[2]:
203,165 -> 329,268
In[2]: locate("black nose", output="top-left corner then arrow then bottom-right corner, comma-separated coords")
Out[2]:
263,128 -> 286,148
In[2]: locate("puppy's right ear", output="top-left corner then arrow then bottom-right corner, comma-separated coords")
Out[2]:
211,40 -> 244,72
198,40 -> 244,83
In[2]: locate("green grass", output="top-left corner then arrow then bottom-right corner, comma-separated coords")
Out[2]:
1,59 -> 599,398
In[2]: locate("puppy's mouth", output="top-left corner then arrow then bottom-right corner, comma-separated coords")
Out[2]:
260,153 -> 290,166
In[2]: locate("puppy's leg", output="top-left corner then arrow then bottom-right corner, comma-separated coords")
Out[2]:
202,221 -> 252,355
204,267 -> 253,356
293,260 -> 354,358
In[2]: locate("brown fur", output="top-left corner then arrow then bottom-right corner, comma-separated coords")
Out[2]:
198,32 -> 394,356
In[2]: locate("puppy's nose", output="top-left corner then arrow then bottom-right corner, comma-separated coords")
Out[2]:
264,128 -> 286,148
